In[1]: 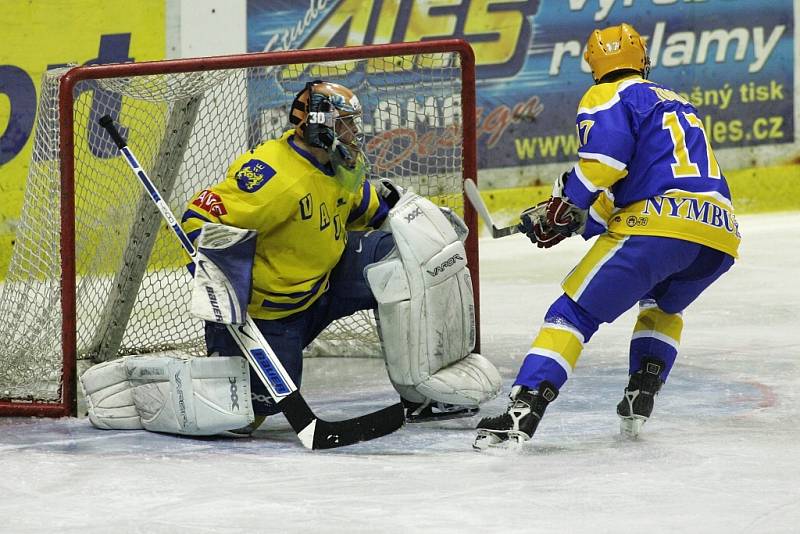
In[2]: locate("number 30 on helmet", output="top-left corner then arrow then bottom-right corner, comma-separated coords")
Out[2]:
584,23 -> 651,83
289,80 -> 367,191
289,81 -> 364,160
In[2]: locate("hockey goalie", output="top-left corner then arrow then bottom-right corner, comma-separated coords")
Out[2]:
79,79 -> 500,438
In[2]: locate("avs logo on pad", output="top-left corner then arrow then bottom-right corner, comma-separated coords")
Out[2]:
236,159 -> 275,192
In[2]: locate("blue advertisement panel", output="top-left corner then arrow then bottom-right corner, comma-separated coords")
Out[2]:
247,1 -> 793,171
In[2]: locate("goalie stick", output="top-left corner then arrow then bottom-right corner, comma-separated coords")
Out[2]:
98,115 -> 404,450
463,179 -> 520,239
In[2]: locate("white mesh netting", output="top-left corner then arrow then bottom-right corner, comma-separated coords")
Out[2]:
0,49 -> 470,407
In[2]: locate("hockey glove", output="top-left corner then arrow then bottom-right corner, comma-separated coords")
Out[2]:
374,178 -> 405,209
546,172 -> 588,238
518,201 -> 568,248
518,173 -> 588,249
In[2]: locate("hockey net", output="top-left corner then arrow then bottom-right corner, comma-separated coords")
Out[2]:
0,40 -> 479,416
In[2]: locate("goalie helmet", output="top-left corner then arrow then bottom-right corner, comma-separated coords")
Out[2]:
289,80 -> 364,166
584,23 -> 650,83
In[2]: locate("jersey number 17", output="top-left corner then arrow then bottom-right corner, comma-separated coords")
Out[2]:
662,111 -> 721,180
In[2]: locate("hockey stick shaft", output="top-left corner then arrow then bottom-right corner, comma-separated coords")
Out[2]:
98,115 -> 403,449
463,179 -> 520,239
99,117 -> 296,401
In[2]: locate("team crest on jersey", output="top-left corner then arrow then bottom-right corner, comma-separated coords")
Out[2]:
236,159 -> 275,192
192,190 -> 227,216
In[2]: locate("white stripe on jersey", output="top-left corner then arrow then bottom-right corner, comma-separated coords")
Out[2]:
573,162 -> 601,192
631,329 -> 680,350
526,348 -> 574,377
588,205 -> 608,229
578,151 -> 627,170
542,321 -> 586,344
577,78 -> 649,115
663,188 -> 735,210
578,92 -> 621,115
572,235 -> 629,301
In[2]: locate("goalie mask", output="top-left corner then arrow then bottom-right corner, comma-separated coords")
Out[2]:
584,23 -> 650,83
290,80 -> 367,191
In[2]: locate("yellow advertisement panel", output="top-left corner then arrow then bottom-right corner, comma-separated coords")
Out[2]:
0,0 -> 165,277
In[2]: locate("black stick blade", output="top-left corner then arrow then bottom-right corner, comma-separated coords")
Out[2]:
312,402 -> 405,450
279,392 -> 404,450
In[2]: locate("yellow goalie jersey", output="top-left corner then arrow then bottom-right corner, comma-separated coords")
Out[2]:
182,130 -> 388,320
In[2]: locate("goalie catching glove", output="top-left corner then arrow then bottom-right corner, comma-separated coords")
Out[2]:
366,191 -> 502,410
519,172 -> 588,248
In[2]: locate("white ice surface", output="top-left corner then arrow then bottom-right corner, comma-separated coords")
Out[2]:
1,212 -> 799,534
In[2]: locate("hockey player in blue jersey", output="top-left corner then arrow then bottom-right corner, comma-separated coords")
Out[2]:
474,23 -> 740,449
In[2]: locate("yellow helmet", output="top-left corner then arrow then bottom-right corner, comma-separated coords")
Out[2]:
584,23 -> 650,82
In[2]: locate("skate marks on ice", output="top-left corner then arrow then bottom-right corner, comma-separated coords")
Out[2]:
0,357 -> 777,457
469,360 -> 777,456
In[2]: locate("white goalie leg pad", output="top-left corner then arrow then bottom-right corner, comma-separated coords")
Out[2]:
415,352 -> 502,406
80,359 -> 144,430
190,223 -> 257,324
125,356 -> 254,436
366,192 -> 501,406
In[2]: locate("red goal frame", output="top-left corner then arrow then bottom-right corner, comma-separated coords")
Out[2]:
0,39 -> 479,417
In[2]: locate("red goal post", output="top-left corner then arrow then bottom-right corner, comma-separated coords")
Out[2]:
0,39 -> 480,417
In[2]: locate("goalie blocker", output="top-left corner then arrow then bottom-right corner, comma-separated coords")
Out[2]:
367,192 -> 502,407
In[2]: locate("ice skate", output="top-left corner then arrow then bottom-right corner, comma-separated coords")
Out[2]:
617,357 -> 665,437
473,382 -> 558,450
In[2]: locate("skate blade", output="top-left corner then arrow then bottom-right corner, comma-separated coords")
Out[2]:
407,406 -> 479,423
619,415 -> 647,438
473,430 -> 505,451
473,430 -> 530,451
